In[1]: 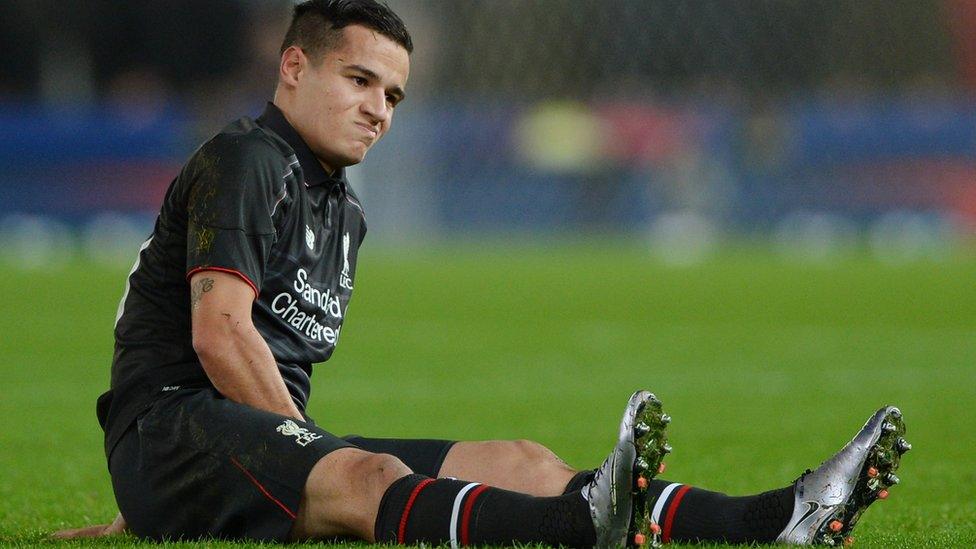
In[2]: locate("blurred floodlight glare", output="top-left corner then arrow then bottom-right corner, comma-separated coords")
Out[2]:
648,211 -> 719,266
868,211 -> 958,264
774,212 -> 859,264
516,101 -> 606,172
81,213 -> 152,267
0,214 -> 75,269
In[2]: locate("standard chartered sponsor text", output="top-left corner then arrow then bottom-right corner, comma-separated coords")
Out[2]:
271,268 -> 344,343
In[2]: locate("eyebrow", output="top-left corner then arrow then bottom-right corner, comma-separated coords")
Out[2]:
347,64 -> 406,103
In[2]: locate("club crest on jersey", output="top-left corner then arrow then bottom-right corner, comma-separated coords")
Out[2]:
339,232 -> 354,290
276,419 -> 322,447
305,225 -> 315,251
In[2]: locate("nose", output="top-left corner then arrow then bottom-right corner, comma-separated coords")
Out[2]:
361,89 -> 390,125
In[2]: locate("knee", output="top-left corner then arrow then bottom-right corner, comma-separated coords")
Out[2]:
463,439 -> 555,466
294,451 -> 414,540
466,439 -> 560,472
348,452 -> 413,494
507,439 -> 554,463
304,449 -> 413,505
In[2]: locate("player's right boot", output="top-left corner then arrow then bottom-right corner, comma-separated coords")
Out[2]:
777,406 -> 910,546
584,390 -> 671,548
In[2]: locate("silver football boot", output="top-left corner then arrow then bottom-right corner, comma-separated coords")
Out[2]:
585,390 -> 671,548
777,406 -> 909,546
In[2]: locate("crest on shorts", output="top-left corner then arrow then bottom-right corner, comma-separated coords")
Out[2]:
276,419 -> 322,447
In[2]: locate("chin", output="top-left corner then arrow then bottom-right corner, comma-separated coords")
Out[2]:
337,151 -> 367,167
345,147 -> 370,165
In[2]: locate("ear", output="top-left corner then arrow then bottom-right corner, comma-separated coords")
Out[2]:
279,46 -> 306,88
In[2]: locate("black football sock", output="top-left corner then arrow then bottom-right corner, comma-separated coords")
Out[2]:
562,469 -> 596,495
375,474 -> 596,547
643,479 -> 795,544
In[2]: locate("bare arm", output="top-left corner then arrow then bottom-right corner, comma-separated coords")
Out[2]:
53,271 -> 300,538
189,270 -> 303,420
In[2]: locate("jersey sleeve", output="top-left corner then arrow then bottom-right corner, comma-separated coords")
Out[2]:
184,135 -> 286,298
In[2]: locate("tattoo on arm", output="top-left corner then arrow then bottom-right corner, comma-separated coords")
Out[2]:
190,277 -> 215,310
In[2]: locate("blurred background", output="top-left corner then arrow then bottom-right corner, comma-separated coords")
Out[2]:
1,0 -> 975,263
3,3 -> 976,541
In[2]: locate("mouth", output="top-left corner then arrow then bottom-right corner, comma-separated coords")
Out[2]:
355,122 -> 378,140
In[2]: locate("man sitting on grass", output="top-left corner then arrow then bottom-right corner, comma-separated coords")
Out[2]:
56,1 -> 909,546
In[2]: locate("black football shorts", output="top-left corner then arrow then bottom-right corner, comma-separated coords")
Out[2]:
109,387 -> 456,541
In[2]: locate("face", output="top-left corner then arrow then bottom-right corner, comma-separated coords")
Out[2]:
276,24 -> 410,173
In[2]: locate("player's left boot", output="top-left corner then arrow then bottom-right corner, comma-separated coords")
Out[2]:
584,390 -> 671,548
777,405 -> 910,546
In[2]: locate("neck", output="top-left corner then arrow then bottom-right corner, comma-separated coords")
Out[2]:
271,96 -> 336,176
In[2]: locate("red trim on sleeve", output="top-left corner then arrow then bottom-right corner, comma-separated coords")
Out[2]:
662,484 -> 692,543
229,457 -> 296,520
398,478 -> 436,544
460,484 -> 490,546
187,266 -> 259,299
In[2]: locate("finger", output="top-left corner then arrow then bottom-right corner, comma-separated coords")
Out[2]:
105,513 -> 128,535
50,524 -> 112,539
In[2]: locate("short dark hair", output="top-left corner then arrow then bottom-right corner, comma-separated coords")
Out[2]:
280,0 -> 413,62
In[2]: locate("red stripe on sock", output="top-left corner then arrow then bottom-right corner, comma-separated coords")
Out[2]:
460,484 -> 491,546
229,457 -> 296,520
398,478 -> 436,544
662,484 -> 692,543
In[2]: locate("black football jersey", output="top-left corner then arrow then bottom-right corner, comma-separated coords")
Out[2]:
98,103 -> 366,457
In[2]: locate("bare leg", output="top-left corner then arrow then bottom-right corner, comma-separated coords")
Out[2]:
438,440 -> 577,496
289,447 -> 412,541
56,442 -> 578,542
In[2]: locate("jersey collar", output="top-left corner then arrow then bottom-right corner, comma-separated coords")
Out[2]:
257,102 -> 347,191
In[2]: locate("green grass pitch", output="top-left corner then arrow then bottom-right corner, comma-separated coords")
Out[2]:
1,240 -> 974,547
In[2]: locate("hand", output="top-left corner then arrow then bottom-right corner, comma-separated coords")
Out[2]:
52,512 -> 127,539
